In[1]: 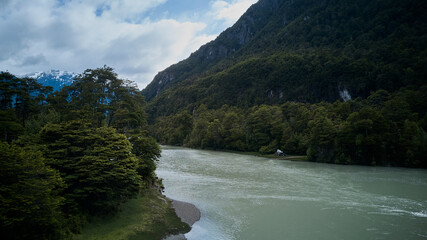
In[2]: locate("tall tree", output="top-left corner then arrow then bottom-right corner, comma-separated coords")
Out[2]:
0,142 -> 65,240
337,107 -> 389,165
49,67 -> 161,184
307,108 -> 337,163
40,117 -> 142,215
0,72 -> 52,142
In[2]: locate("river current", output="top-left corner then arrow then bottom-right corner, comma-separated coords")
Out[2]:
156,146 -> 427,240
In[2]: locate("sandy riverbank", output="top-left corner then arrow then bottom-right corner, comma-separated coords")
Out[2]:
163,200 -> 201,240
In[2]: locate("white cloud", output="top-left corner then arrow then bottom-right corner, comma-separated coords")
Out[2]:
97,0 -> 167,22
0,0 -> 257,89
211,0 -> 258,26
0,0 -> 217,89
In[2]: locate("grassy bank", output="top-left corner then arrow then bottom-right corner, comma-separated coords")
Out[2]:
74,188 -> 190,240
265,154 -> 307,161
219,149 -> 307,162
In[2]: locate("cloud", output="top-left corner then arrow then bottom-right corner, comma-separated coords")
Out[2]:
0,0 -> 216,88
20,54 -> 48,66
101,0 -> 167,21
0,0 -> 256,89
211,0 -> 258,25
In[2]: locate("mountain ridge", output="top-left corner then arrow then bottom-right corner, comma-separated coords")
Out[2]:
23,69 -> 76,91
142,0 -> 283,101
143,0 -> 426,118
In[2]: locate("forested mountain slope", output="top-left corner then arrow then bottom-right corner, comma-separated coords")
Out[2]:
142,0 -> 282,101
143,0 -> 426,118
145,0 -> 426,167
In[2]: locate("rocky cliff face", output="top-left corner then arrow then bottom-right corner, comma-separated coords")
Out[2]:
142,0 -> 284,101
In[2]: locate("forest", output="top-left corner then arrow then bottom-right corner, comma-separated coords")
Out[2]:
144,0 -> 427,119
152,86 -> 426,168
146,0 -> 426,168
0,67 -> 160,239
1,0 -> 426,238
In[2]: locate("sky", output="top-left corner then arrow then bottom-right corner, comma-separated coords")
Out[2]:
0,0 -> 258,89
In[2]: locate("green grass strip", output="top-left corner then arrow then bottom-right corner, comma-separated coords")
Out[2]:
75,189 -> 190,240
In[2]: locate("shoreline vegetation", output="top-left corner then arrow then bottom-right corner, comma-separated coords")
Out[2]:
163,145 -> 307,162
0,68 -> 171,239
221,149 -> 307,162
75,188 -> 195,240
152,87 -> 427,168
145,0 -> 427,169
0,68 -> 204,240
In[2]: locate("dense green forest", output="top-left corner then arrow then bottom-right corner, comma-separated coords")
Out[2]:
1,0 -> 427,238
144,0 -> 426,168
152,86 -> 427,167
144,0 -> 426,118
0,67 -> 161,239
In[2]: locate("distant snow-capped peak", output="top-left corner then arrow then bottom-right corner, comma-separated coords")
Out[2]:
24,69 -> 78,80
23,70 -> 77,91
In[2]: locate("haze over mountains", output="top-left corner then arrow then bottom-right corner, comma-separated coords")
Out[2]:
142,0 -> 426,117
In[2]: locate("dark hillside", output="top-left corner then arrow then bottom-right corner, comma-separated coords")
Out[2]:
142,0 -> 283,101
144,0 -> 426,167
143,0 -> 426,119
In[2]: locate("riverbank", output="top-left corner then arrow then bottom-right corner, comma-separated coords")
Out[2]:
171,200 -> 201,226
162,145 -> 307,162
163,200 -> 201,240
74,188 -> 191,240
218,148 -> 307,161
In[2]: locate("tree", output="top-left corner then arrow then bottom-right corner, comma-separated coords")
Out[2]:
203,119 -> 224,149
153,111 -> 193,145
0,110 -> 23,143
337,107 -> 389,165
0,142 -> 65,240
221,109 -> 247,151
306,108 -> 337,163
49,67 -> 161,185
248,105 -> 284,152
397,120 -> 427,167
40,118 -> 142,215
130,134 -> 161,185
0,72 -> 52,142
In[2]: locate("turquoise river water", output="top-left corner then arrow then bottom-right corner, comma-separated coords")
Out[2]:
156,146 -> 427,240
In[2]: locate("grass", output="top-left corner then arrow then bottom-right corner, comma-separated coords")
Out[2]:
263,154 -> 307,161
74,188 -> 190,240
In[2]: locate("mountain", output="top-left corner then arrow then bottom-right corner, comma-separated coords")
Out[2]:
143,0 -> 282,101
24,70 -> 77,91
142,0 -> 426,118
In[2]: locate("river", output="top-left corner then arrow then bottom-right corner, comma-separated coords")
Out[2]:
156,146 -> 427,240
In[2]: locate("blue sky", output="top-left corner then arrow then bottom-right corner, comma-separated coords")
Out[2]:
146,1 -> 211,21
0,0 -> 258,88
